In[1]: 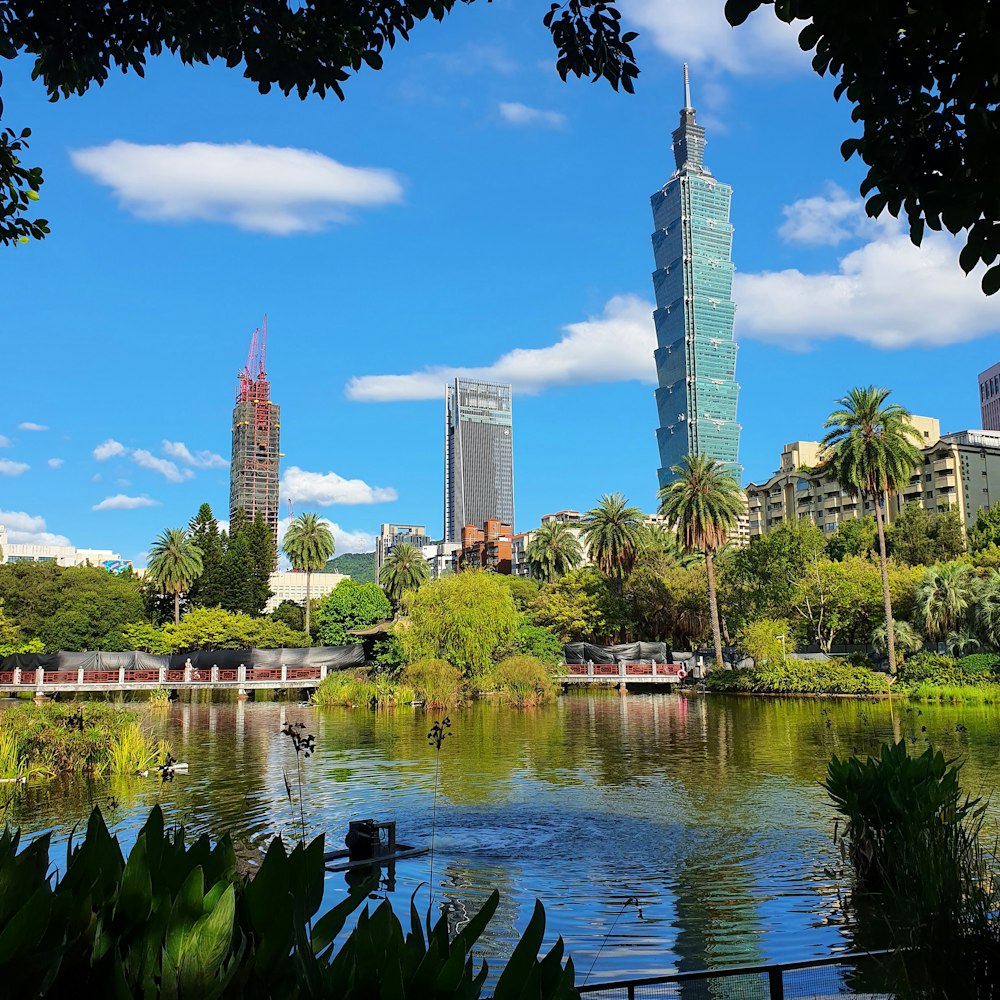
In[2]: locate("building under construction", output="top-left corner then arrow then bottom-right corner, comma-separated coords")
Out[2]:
230,318 -> 280,557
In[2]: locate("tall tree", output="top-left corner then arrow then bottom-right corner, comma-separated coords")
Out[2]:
580,493 -> 644,586
821,386 -> 923,674
657,454 -> 743,670
187,502 -> 225,607
887,501 -> 967,566
379,542 -> 429,608
282,513 -> 335,636
525,522 -> 584,583
147,528 -> 204,625
247,512 -> 277,615
219,530 -> 253,616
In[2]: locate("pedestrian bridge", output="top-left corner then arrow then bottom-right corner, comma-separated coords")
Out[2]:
0,664 -> 335,696
560,661 -> 688,685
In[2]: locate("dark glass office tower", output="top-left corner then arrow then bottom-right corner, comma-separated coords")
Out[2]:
444,378 -> 514,543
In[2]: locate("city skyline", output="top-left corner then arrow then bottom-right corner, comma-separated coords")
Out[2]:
3,4 -> 999,563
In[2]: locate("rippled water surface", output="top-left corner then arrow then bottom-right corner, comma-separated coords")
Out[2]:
5,692 -> 1000,982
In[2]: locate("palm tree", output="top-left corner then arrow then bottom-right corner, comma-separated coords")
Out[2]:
915,561 -> 978,643
147,528 -> 204,625
580,493 -> 644,586
657,453 -> 743,671
976,571 -> 1000,649
636,522 -> 704,568
871,620 -> 923,662
525,522 -> 584,582
822,387 -> 924,673
379,542 -> 430,608
282,513 -> 335,637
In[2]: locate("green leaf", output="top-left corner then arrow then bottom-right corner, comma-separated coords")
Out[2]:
983,264 -> 1000,297
164,866 -> 205,970
115,832 -> 153,925
177,883 -> 235,995
493,899 -> 546,1000
0,884 -> 53,963
311,880 -> 371,956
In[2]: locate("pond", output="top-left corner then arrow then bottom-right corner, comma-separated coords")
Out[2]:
3,691 -> 998,984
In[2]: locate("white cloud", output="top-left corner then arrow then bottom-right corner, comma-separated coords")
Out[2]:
737,188 -> 999,349
0,436 -> 10,448
47,458 -> 64,469
0,459 -> 29,476
624,0 -> 804,75
778,182 -> 869,246
93,438 -> 128,461
498,102 -> 566,129
0,509 -> 71,546
92,494 -> 161,511
18,422 -> 48,432
281,466 -> 397,506
162,440 -> 227,469
132,449 -> 193,483
346,294 -> 656,401
71,141 -> 404,235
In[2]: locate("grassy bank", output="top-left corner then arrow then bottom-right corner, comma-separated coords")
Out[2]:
311,655 -> 559,710
0,702 -> 165,778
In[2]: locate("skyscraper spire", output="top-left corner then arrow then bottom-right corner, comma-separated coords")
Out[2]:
672,63 -> 707,174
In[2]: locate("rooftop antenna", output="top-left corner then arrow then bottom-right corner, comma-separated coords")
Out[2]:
683,63 -> 692,110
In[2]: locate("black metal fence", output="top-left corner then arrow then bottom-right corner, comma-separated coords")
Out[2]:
578,951 -> 899,999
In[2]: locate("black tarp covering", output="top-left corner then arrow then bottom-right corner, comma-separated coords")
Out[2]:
562,642 -> 670,664
1,646 -> 366,673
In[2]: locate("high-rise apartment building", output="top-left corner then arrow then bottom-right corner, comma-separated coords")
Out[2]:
230,320 -> 281,557
650,65 -> 741,491
979,362 -> 1000,430
376,523 -> 429,577
444,378 -> 514,543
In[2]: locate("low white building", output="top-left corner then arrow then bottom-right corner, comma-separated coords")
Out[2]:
420,541 -> 460,579
0,525 -> 127,569
266,570 -> 349,612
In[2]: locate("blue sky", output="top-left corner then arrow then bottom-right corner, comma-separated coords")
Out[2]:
3,1 -> 998,565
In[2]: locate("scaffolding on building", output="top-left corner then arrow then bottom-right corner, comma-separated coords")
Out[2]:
230,317 -> 281,561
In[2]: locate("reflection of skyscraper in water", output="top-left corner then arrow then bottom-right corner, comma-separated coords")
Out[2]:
445,378 -> 514,543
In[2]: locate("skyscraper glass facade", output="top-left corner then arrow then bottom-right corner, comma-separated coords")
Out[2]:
650,67 -> 741,491
445,378 -> 514,543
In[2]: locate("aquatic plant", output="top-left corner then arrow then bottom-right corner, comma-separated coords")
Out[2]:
0,804 -> 578,998
280,720 -> 315,842
147,685 -> 171,707
0,729 -> 26,781
404,658 -> 464,706
427,716 -> 452,911
2,702 -> 161,778
489,655 -> 559,706
707,660 -> 891,695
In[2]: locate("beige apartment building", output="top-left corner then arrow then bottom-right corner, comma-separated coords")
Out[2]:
746,418 -> 1000,538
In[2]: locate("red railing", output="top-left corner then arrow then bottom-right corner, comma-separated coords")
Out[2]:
82,670 -> 122,683
166,670 -> 185,684
286,667 -> 322,681
561,662 -> 687,677
0,672 -> 12,684
124,669 -> 161,683
218,669 -> 239,682
0,665 -> 333,688
246,668 -> 280,682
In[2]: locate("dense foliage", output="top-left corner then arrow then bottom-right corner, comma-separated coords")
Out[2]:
123,607 -> 308,653
706,660 -> 890,695
313,580 -> 391,645
0,804 -> 578,997
401,572 -> 521,677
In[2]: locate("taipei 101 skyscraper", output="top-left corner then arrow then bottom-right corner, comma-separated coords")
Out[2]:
650,66 -> 741,491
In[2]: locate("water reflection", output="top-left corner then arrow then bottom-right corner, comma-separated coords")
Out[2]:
3,692 -> 1000,981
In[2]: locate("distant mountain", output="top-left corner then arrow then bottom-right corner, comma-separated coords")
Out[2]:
321,551 -> 375,583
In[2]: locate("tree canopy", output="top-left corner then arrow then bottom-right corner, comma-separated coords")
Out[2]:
726,0 -> 1000,295
314,579 -> 391,645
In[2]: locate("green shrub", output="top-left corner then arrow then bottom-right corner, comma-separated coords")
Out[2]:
706,659 -> 890,695
735,617 -> 794,666
896,652 -> 963,686
0,805 -> 578,997
489,655 -> 559,706
507,623 -> 563,665
403,658 -> 464,706
957,653 -> 1000,678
